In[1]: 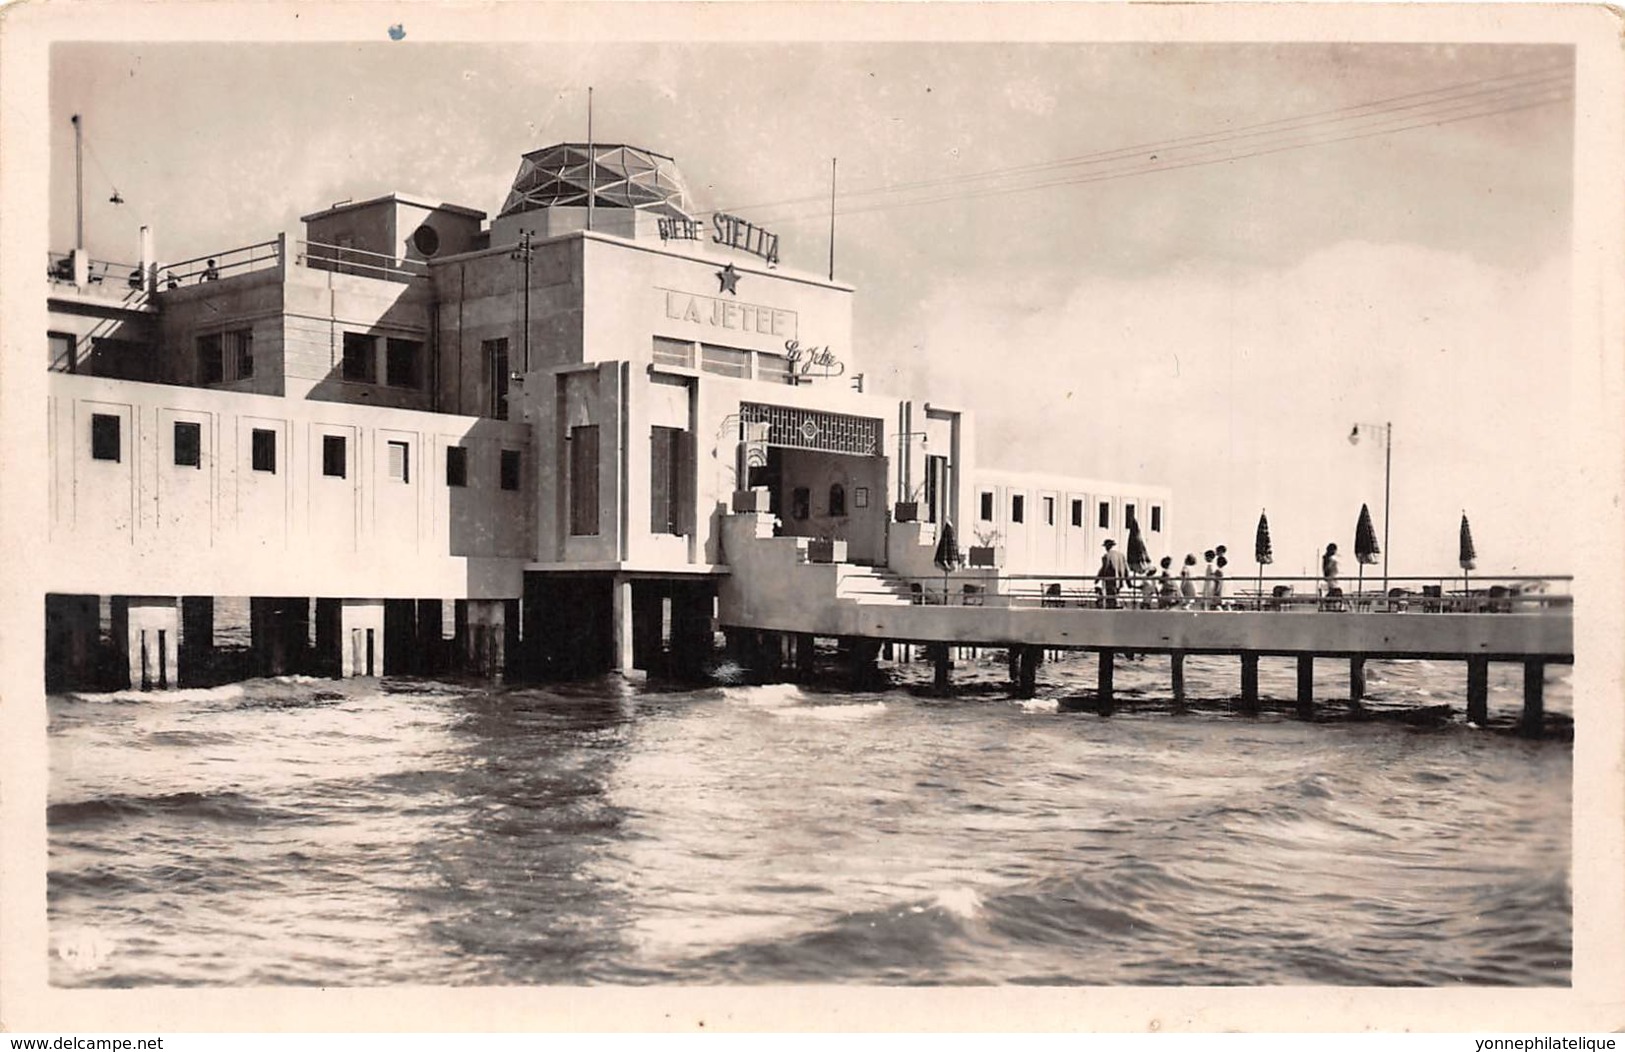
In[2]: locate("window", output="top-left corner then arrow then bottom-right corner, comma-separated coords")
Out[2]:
1044,496 -> 1055,525
386,338 -> 421,388
446,446 -> 468,487
227,329 -> 253,380
1011,494 -> 1025,524
387,440 -> 411,483
200,330 -> 252,383
50,331 -> 76,373
500,449 -> 521,491
1126,503 -> 1137,529
174,422 -> 202,467
1098,501 -> 1111,529
652,337 -> 694,369
829,483 -> 847,518
756,352 -> 792,384
197,333 -> 224,385
342,332 -> 376,382
979,491 -> 994,521
1151,505 -> 1162,532
700,344 -> 751,379
1071,499 -> 1083,528
791,487 -> 811,521
90,414 -> 120,462
568,426 -> 599,535
650,427 -> 685,535
322,435 -> 346,478
251,428 -> 276,473
484,338 -> 509,420
411,224 -> 440,257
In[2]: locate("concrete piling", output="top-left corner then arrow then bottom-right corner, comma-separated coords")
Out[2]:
1520,660 -> 1545,738
1240,652 -> 1260,714
1097,648 -> 1115,715
1466,656 -> 1489,725
1170,651 -> 1186,708
1350,657 -> 1367,704
1296,655 -> 1315,719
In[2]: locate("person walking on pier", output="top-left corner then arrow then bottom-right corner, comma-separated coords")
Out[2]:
1099,539 -> 1129,608
1158,556 -> 1177,608
1179,554 -> 1198,608
1201,549 -> 1217,608
1322,543 -> 1344,611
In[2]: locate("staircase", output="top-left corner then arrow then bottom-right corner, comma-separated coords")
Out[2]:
837,565 -> 918,606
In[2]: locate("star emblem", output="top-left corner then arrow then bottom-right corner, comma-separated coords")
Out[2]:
716,263 -> 740,296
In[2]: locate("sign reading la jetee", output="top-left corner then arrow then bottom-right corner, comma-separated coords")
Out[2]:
784,339 -> 845,379
662,290 -> 797,338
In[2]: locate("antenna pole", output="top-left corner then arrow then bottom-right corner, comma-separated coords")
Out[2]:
594,85 -> 601,234
72,114 -> 84,251
827,157 -> 837,281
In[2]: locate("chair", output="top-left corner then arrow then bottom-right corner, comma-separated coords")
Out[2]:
1386,588 -> 1410,613
1421,585 -> 1443,613
1041,583 -> 1064,609
909,583 -> 925,606
1320,586 -> 1347,613
962,584 -> 985,607
1267,585 -> 1292,612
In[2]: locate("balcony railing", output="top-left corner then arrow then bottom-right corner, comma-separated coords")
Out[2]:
887,572 -> 1575,613
298,240 -> 428,283
161,240 -> 283,288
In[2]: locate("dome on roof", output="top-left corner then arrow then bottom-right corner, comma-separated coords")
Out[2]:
498,143 -> 694,221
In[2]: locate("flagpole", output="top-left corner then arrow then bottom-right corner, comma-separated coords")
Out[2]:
594,85 -> 601,234
828,157 -> 836,281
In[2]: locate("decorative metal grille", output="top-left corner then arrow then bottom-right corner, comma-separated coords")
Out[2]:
740,403 -> 880,456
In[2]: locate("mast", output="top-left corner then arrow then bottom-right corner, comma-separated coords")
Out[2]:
828,157 -> 837,281
594,87 -> 601,234
72,114 -> 84,252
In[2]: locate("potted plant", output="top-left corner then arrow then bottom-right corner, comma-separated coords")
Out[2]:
894,482 -> 925,523
807,535 -> 848,564
967,527 -> 1004,568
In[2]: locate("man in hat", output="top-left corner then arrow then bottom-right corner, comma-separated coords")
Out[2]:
1099,538 -> 1129,609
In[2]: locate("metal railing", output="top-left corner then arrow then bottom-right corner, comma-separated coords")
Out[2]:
880,572 -> 1574,613
161,239 -> 282,288
47,251 -> 145,289
298,239 -> 428,282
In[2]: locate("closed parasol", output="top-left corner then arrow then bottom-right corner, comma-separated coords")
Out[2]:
1354,503 -> 1381,595
1459,511 -> 1477,593
1125,509 -> 1151,574
933,520 -> 957,602
1254,510 -> 1273,608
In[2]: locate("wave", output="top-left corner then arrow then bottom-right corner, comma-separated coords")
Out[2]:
62,684 -> 245,705
48,789 -> 273,827
768,701 -> 887,722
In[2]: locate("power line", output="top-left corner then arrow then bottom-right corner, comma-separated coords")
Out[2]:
758,87 -> 1571,228
697,63 -> 1571,223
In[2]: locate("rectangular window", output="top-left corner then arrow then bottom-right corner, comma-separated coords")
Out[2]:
1011,494 -> 1025,524
226,329 -> 253,380
569,425 -> 599,535
322,435 -> 347,478
174,421 -> 202,467
755,352 -> 792,384
342,332 -> 376,382
197,333 -> 224,385
1071,499 -> 1083,528
1044,496 -> 1055,526
1098,501 -> 1111,529
251,428 -> 276,473
484,338 -> 509,420
1126,503 -> 1137,529
386,338 -> 421,388
650,426 -> 684,535
652,337 -> 694,369
979,491 -> 994,521
387,440 -> 410,483
1151,505 -> 1162,532
699,344 -> 751,379
500,449 -> 521,492
90,413 -> 120,462
446,446 -> 468,487
50,331 -> 76,373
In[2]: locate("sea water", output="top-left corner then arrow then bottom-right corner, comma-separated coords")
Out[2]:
47,652 -> 1571,986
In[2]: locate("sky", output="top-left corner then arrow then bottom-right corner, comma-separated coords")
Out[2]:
49,39 -> 1575,578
